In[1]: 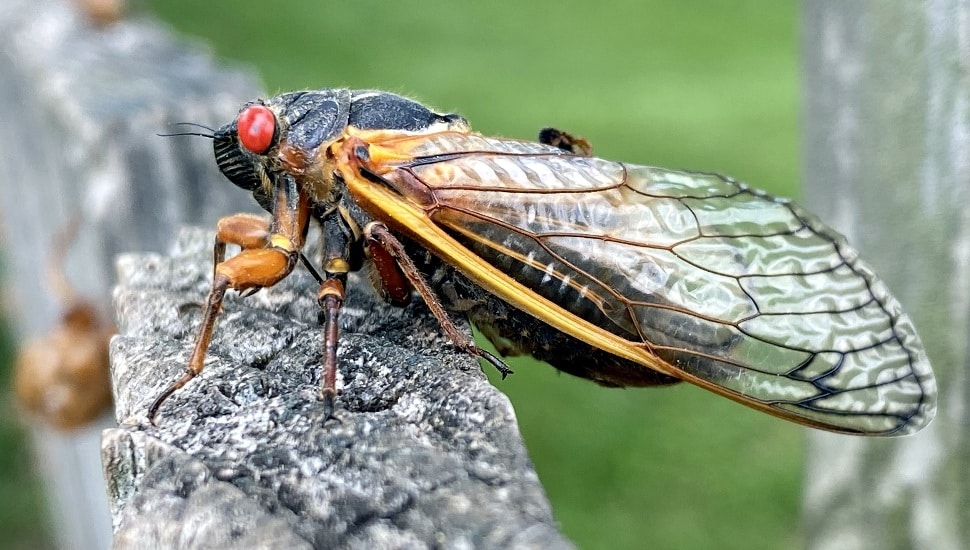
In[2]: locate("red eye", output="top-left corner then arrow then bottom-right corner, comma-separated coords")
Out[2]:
237,104 -> 276,154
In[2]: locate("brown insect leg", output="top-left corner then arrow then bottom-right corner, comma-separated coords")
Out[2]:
365,222 -> 513,378
317,278 -> 345,421
148,225 -> 296,424
147,277 -> 228,423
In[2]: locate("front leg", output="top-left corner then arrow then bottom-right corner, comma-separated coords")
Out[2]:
148,218 -> 297,423
213,213 -> 272,275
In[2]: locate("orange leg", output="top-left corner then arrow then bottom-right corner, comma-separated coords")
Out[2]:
148,215 -> 296,423
213,213 -> 271,277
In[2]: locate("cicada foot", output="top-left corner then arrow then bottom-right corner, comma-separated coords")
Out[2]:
319,388 -> 342,424
474,349 -> 514,379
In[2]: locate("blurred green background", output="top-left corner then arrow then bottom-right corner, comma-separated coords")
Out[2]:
0,324 -> 47,548
1,0 -> 803,548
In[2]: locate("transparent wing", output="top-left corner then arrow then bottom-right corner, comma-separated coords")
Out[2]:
373,132 -> 936,435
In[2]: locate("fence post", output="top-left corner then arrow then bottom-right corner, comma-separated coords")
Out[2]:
104,229 -> 571,548
802,2 -> 967,548
0,1 -> 261,547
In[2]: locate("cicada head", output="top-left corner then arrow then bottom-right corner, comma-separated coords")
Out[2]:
213,90 -> 355,210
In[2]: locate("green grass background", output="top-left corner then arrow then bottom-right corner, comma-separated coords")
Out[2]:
0,1 -> 803,548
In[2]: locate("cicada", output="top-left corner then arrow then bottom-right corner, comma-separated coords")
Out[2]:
152,89 -> 936,436
15,217 -> 114,430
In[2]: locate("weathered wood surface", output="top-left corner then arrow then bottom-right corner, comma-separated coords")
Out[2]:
0,0 -> 259,547
802,2 -> 968,549
104,228 -> 571,549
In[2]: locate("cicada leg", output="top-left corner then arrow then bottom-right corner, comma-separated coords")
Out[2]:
364,232 -> 412,307
364,222 -> 513,378
316,277 -> 344,420
212,213 -> 272,276
538,127 -> 593,157
148,213 -> 297,423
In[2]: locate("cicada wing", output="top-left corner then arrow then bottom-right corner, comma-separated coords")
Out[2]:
347,130 -> 937,435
